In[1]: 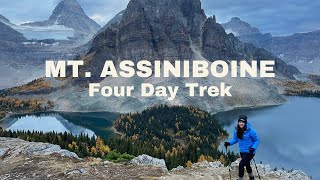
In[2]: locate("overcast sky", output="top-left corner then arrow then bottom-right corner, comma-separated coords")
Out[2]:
0,0 -> 319,36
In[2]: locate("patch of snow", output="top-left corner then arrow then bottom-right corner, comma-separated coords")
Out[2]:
40,42 -> 49,46
22,41 -> 60,47
52,42 -> 59,47
14,24 -> 74,40
22,41 -> 37,45
225,29 -> 238,36
54,15 -> 61,25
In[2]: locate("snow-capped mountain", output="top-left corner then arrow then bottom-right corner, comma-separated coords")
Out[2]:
0,0 -> 102,89
21,0 -> 101,42
0,14 -> 77,90
0,13 -> 74,41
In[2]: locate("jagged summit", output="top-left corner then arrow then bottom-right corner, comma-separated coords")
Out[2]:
222,17 -> 261,36
85,0 -> 299,80
4,0 -> 302,115
231,17 -> 240,21
49,0 -> 85,21
22,0 -> 101,41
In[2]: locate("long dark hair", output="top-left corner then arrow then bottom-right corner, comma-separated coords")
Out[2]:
236,124 -> 246,139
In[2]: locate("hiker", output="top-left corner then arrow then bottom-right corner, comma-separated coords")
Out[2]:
224,115 -> 260,180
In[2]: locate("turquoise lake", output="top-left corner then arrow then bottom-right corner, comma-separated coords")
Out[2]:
1,97 -> 318,178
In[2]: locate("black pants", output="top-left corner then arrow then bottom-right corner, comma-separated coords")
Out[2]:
239,152 -> 255,177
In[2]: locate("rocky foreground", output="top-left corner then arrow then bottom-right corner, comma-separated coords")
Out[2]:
0,137 -> 311,180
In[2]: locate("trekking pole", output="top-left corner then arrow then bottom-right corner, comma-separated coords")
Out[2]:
225,146 -> 232,180
252,157 -> 261,180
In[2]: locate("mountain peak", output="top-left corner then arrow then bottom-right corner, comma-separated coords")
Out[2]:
21,0 -> 101,42
231,17 -> 241,21
60,0 -> 79,5
222,17 -> 260,36
49,0 -> 101,38
127,0 -> 204,16
88,0 -> 208,64
49,0 -> 85,21
85,0 -> 299,81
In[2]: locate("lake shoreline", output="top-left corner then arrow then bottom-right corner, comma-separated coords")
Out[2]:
211,103 -> 282,115
0,110 -> 121,122
1,100 -> 286,122
2,97 -> 319,178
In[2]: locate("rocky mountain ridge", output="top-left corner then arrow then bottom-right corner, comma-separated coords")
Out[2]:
222,17 -> 320,74
85,0 -> 299,80
0,21 -> 26,42
0,137 -> 311,180
2,0 -> 306,114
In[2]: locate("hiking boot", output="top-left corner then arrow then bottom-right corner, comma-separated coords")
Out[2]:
249,177 -> 255,180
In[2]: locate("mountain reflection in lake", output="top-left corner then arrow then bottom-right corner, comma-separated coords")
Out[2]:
0,111 -> 119,140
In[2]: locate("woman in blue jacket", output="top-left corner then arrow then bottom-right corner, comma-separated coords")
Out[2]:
224,115 -> 260,180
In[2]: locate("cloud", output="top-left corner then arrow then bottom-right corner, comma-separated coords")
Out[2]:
0,0 -> 57,24
76,0 -> 129,26
0,0 -> 129,26
201,0 -> 320,35
0,0 -> 319,35
90,14 -> 108,25
90,13 -> 121,26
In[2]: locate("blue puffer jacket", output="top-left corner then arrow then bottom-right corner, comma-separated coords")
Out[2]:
229,122 -> 260,154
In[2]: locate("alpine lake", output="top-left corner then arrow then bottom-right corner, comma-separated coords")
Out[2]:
1,96 -> 319,179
